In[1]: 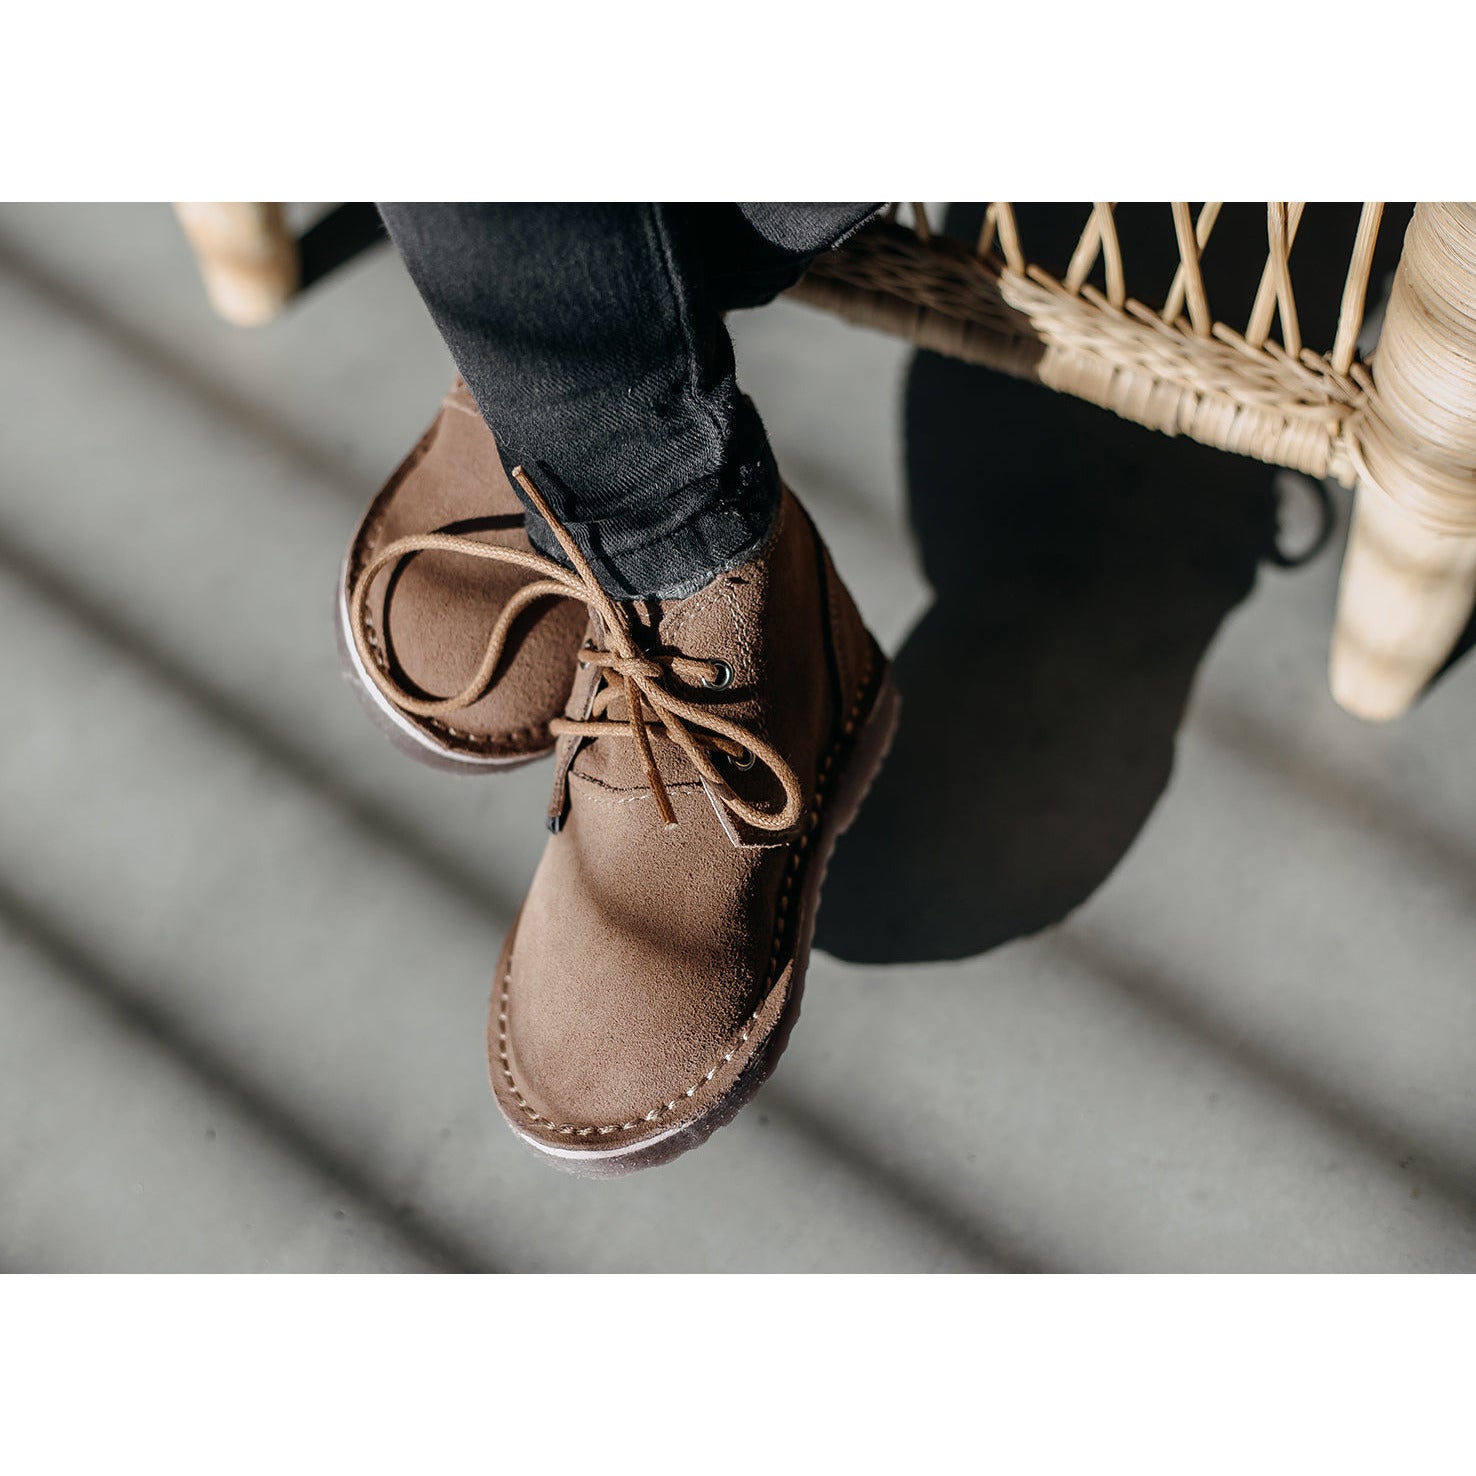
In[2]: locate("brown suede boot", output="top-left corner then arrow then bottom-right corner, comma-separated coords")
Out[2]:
489,471 -> 899,1174
339,380 -> 587,770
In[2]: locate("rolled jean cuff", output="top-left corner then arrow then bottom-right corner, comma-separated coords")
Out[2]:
518,439 -> 784,602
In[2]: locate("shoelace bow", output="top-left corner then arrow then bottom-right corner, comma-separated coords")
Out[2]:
348,466 -> 804,833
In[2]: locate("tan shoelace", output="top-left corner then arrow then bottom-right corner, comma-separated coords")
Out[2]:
349,466 -> 804,833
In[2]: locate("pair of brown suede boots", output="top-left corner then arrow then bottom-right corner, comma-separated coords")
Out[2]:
339,381 -> 897,1173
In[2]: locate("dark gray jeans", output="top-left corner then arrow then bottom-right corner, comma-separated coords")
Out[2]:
377,204 -> 879,598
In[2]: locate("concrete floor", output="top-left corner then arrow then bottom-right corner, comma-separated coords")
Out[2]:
0,203 -> 1472,1272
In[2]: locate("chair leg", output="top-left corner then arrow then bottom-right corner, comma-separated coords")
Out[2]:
173,203 -> 298,327
1330,476 -> 1476,721
1333,202 -> 1476,720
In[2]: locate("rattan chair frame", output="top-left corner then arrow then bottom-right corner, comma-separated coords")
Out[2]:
178,200 -> 1476,721
786,202 -> 1476,720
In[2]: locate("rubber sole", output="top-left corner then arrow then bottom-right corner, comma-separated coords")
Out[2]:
493,651 -> 901,1177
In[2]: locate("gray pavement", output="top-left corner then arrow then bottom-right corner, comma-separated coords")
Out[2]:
1,203 -> 1472,1271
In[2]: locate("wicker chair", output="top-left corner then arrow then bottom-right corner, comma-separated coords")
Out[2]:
176,201 -> 1476,722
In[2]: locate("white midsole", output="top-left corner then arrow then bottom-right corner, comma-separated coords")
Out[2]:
513,1107 -> 697,1161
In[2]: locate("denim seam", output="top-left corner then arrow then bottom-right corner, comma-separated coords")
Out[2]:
645,204 -> 728,471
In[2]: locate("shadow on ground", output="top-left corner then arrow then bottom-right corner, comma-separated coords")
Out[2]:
814,203 -> 1416,965
818,355 -> 1280,962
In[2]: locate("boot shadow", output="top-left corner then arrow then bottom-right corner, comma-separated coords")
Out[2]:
818,349 -> 1284,964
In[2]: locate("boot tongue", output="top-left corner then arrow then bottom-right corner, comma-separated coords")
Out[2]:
566,580 -> 740,793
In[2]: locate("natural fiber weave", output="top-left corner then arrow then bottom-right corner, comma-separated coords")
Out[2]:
785,200 -> 1476,723
789,205 -> 1378,487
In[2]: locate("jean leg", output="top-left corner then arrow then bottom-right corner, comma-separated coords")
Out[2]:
379,203 -> 773,598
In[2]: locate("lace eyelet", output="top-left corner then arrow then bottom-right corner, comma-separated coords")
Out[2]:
727,746 -> 756,771
702,659 -> 733,690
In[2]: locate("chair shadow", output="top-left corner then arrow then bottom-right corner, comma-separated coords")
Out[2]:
818,357 -> 1283,964
814,202 -> 1370,965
